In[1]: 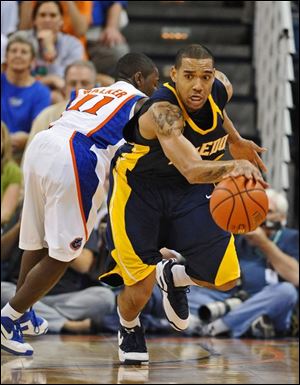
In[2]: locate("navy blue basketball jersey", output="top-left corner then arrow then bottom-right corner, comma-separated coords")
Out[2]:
120,78 -> 229,183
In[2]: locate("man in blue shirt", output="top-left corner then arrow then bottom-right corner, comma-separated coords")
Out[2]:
1,33 -> 51,160
187,188 -> 299,338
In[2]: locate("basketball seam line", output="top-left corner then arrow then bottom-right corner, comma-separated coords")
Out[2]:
231,177 -> 250,232
226,187 -> 235,231
244,189 -> 268,215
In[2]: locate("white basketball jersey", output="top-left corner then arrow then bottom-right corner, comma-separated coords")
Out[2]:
50,80 -> 146,146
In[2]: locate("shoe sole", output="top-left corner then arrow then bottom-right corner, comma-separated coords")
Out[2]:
119,349 -> 149,365
1,337 -> 33,356
156,261 -> 189,332
1,344 -> 33,356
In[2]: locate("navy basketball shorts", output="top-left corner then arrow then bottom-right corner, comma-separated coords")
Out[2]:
100,164 -> 240,287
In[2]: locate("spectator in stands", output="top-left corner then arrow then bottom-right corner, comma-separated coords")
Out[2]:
1,33 -> 51,162
1,122 -> 22,229
87,1 -> 130,76
186,188 -> 299,338
20,1 -> 85,103
19,1 -> 92,55
24,60 -> 97,153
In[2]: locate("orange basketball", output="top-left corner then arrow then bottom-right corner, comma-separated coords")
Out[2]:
209,176 -> 269,234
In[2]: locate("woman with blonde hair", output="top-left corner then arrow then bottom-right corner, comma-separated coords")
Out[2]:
1,121 -> 22,228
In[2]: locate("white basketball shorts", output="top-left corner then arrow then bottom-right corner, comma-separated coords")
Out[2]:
19,129 -> 105,262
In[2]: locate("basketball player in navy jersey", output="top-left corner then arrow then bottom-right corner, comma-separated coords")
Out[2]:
99,44 -> 268,364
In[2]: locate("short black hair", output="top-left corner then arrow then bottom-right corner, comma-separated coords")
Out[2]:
175,44 -> 214,68
115,53 -> 157,80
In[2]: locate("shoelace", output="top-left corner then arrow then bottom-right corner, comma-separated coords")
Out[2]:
30,309 -> 41,334
121,327 -> 145,351
121,328 -> 137,349
15,322 -> 24,342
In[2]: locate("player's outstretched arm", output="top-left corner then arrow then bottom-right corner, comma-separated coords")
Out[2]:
215,70 -> 268,173
139,102 -> 268,187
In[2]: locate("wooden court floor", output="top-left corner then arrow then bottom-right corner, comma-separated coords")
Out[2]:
1,334 -> 299,384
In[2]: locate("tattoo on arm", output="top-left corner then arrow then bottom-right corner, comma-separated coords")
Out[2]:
200,166 -> 229,182
151,102 -> 184,137
194,164 -> 234,183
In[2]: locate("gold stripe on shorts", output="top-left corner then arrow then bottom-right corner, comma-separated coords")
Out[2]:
109,144 -> 156,286
214,234 -> 240,286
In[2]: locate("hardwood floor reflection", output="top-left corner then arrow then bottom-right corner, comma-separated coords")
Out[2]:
1,335 -> 299,384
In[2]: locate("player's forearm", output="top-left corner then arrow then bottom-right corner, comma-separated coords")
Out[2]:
183,159 -> 235,184
223,112 -> 242,144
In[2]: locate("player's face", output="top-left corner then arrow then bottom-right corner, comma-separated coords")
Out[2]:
171,58 -> 215,112
34,2 -> 63,33
6,42 -> 34,72
140,68 -> 160,96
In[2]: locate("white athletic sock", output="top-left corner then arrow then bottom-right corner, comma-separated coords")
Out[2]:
117,307 -> 141,329
171,264 -> 197,287
205,319 -> 229,336
1,303 -> 24,321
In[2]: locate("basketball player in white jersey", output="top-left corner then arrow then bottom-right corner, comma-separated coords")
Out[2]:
1,53 -> 159,356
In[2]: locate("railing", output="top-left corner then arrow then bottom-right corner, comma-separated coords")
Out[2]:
253,1 -> 295,191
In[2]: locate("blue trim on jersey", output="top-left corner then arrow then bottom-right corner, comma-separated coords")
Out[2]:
89,95 -> 142,148
65,89 -> 77,110
72,132 -> 99,224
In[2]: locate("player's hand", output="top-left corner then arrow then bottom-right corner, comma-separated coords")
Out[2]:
228,138 -> 267,173
223,159 -> 269,188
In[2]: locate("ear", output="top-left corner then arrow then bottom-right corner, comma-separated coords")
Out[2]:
133,71 -> 143,87
170,66 -> 177,83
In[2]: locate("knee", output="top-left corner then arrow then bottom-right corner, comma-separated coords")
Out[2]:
94,287 -> 116,312
214,279 -> 239,291
276,282 -> 298,305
